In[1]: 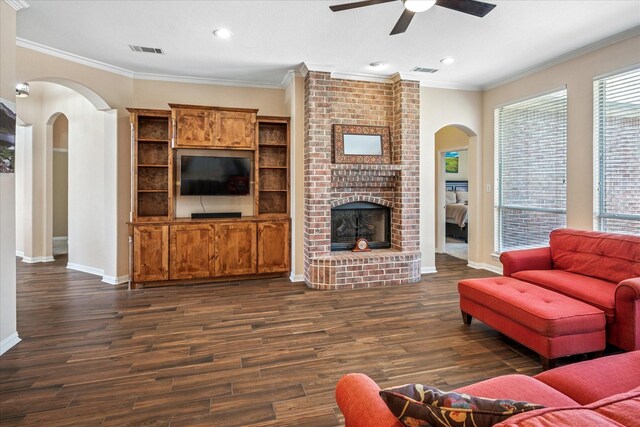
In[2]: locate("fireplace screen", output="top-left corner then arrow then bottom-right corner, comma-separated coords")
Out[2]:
331,202 -> 391,251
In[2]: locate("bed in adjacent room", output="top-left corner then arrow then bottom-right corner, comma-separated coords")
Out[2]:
445,181 -> 468,242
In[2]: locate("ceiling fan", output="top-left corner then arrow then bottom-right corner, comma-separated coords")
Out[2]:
329,0 -> 497,35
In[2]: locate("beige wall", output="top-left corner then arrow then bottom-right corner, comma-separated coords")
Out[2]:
480,34 -> 640,270
420,87 -> 482,270
285,75 -> 304,280
1,0 -> 18,353
52,153 -> 68,237
52,114 -> 68,238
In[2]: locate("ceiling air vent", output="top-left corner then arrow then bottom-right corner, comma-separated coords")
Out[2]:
411,66 -> 438,73
129,45 -> 164,54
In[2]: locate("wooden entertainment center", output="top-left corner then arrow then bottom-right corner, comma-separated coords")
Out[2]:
127,105 -> 290,288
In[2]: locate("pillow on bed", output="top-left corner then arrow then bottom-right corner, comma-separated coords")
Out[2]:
446,191 -> 457,204
456,191 -> 468,204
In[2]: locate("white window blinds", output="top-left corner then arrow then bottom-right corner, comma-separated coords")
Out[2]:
594,67 -> 640,236
495,89 -> 567,252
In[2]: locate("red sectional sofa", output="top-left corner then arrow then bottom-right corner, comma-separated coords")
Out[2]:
499,228 -> 640,351
335,351 -> 640,426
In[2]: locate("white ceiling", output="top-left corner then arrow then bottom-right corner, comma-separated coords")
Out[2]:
15,0 -> 640,89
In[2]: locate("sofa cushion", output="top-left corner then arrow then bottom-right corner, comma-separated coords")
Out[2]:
589,386 -> 640,426
380,383 -> 544,427
549,228 -> 640,284
512,270 -> 616,318
535,351 -> 640,404
455,374 -> 579,407
493,407 -> 623,427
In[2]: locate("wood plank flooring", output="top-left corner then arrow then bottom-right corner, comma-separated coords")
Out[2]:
2,255 -> 548,426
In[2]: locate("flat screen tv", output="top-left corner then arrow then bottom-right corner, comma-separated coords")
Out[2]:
180,156 -> 251,196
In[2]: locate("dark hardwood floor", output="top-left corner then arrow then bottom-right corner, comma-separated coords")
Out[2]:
1,254 -> 547,426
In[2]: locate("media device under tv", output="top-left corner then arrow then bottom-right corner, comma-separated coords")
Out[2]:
180,155 -> 251,196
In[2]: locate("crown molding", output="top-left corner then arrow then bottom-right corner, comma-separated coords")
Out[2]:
134,72 -> 283,90
418,79 -> 482,91
330,71 -> 395,84
4,0 -> 29,11
483,25 -> 640,90
298,63 -> 310,78
17,38 -> 134,78
17,37 -> 285,90
280,66 -> 305,88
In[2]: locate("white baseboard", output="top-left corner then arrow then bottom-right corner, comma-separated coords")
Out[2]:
52,236 -> 68,241
15,251 -> 24,258
289,273 -> 304,283
421,266 -> 437,274
467,261 -> 503,275
0,332 -> 21,355
22,256 -> 54,263
66,262 -> 104,277
102,274 -> 129,285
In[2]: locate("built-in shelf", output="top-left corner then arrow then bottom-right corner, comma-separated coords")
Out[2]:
128,108 -> 173,220
257,118 -> 289,216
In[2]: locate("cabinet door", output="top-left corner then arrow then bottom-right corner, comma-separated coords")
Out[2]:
216,111 -> 256,149
133,225 -> 169,282
215,222 -> 257,276
170,224 -> 216,279
173,108 -> 217,148
257,221 -> 290,274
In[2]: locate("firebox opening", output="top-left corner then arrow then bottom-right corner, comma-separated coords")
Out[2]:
331,202 -> 391,251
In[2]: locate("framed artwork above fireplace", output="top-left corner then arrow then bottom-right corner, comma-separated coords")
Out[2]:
333,124 -> 391,164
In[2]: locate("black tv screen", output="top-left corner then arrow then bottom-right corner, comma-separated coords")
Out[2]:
180,156 -> 251,196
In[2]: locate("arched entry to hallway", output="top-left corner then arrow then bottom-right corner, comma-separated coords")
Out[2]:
14,79 -> 120,283
51,113 -> 68,256
434,124 -> 477,262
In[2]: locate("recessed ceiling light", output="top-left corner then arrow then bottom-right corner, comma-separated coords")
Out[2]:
369,61 -> 387,69
403,0 -> 437,13
213,28 -> 232,39
440,57 -> 455,65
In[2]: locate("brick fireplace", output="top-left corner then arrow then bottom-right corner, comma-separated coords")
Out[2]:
303,72 -> 421,289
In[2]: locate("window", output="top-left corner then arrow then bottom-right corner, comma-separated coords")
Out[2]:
495,89 -> 567,252
594,67 -> 640,235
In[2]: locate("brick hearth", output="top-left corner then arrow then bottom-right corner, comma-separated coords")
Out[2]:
303,72 -> 421,289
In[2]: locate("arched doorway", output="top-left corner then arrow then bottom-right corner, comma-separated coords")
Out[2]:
14,80 -> 120,283
51,113 -> 68,256
434,124 -> 477,262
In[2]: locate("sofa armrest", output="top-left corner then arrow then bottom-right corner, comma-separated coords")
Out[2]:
613,278 -> 640,351
500,247 -> 552,277
335,373 -> 402,427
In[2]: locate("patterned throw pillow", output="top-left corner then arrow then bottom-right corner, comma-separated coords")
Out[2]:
380,384 -> 544,427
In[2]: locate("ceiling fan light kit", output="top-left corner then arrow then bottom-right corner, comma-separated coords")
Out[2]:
330,0 -> 496,35
403,0 -> 436,13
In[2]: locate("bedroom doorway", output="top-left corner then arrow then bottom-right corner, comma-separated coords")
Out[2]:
435,126 -> 471,261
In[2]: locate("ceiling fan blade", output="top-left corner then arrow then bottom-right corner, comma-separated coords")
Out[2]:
330,0 -> 396,12
390,9 -> 415,35
436,0 -> 496,17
